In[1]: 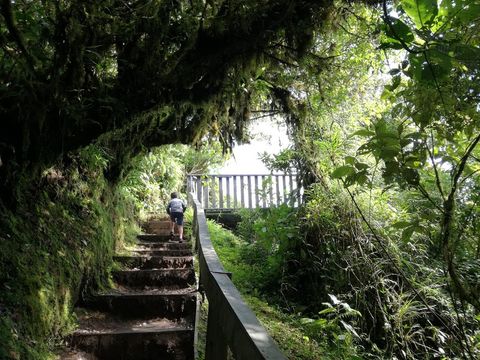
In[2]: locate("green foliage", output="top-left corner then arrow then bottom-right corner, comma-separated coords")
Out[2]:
1,0 -> 479,358
0,144 -> 138,359
259,148 -> 298,173
121,146 -> 184,217
0,129 -> 225,358
331,0 -> 480,313
0,0 -> 338,190
244,295 -> 362,360
243,3 -> 480,357
121,143 -> 226,218
207,219 -> 362,359
300,294 -> 363,358
235,206 -> 300,295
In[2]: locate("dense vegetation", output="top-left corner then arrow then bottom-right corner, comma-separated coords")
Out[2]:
206,218 -> 361,359
0,143 -> 222,359
227,1 -> 480,358
1,0 -> 479,359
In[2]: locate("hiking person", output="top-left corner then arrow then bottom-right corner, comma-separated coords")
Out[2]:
166,192 -> 187,242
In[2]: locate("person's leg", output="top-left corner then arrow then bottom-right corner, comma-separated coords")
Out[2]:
177,213 -> 184,241
169,214 -> 175,235
178,225 -> 183,241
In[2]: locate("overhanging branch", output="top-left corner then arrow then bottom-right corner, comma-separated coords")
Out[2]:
0,0 -> 37,75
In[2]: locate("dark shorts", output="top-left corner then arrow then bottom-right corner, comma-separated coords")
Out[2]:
170,212 -> 184,226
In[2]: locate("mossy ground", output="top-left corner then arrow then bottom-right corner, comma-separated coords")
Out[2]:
0,145 -> 139,359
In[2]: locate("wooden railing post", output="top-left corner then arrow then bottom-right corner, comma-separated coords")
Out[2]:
196,177 -> 202,204
219,177 -> 224,209
203,178 -> 209,209
247,176 -> 252,208
254,176 -> 259,208
226,176 -> 231,208
240,175 -> 245,207
233,176 -> 238,208
205,302 -> 228,360
275,175 -> 281,206
268,176 -> 273,207
211,176 -> 217,209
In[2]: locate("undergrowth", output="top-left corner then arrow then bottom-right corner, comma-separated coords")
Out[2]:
213,184 -> 480,359
0,145 -> 138,359
206,219 -> 362,359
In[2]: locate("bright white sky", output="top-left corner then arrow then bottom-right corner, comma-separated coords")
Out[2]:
218,117 -> 291,174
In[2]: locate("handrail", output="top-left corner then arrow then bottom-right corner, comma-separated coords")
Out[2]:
189,192 -> 287,360
187,173 -> 298,176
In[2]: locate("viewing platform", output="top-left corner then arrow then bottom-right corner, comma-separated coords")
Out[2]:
187,173 -> 303,211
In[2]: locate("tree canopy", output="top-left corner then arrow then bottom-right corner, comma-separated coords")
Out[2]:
0,0 -> 343,191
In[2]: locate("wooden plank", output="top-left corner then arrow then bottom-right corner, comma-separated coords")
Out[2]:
275,175 -> 280,206
211,176 -> 217,209
282,175 -> 287,204
240,176 -> 245,207
233,176 -> 238,208
186,175 -> 192,193
203,180 -> 209,209
289,174 -> 294,206
247,176 -> 252,208
226,176 -> 231,208
219,177 -> 224,208
268,176 -> 273,207
196,178 -> 203,204
262,176 -> 267,208
254,176 -> 259,208
295,175 -> 301,206
200,173 -> 297,177
205,299 -> 228,359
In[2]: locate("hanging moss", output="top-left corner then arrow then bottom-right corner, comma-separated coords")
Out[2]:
0,0 -> 338,194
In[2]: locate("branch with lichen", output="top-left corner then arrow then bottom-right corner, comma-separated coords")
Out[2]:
0,0 -> 37,75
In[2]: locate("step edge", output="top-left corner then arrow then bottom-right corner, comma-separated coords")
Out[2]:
72,327 -> 194,336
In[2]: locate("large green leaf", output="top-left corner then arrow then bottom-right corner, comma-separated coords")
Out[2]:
331,165 -> 355,179
438,0 -> 480,27
352,129 -> 375,137
451,44 -> 480,68
401,0 -> 438,29
385,17 -> 415,44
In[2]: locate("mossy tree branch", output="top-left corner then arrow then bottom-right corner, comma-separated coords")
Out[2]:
0,0 -> 340,197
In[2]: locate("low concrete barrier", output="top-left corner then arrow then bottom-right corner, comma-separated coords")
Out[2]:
189,193 -> 287,360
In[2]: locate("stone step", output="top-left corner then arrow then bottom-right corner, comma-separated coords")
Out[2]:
137,234 -> 175,242
70,312 -> 194,360
57,348 -> 98,360
113,269 -> 196,289
135,242 -> 191,250
114,255 -> 194,270
84,292 -> 197,321
133,249 -> 192,257
143,220 -> 174,235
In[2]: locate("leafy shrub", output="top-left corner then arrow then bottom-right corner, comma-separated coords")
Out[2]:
207,218 -> 363,359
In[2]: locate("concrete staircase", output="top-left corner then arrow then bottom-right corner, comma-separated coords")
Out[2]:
62,219 -> 197,360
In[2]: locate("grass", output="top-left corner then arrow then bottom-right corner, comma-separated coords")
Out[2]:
204,219 -> 362,360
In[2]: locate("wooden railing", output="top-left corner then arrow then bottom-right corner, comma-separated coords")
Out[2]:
189,193 -> 287,360
187,174 -> 302,210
